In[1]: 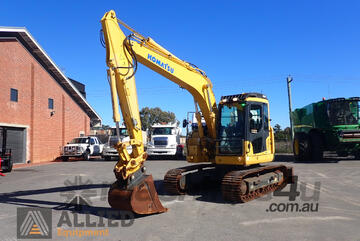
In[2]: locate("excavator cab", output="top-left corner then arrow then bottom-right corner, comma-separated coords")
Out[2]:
217,100 -> 246,155
215,93 -> 274,166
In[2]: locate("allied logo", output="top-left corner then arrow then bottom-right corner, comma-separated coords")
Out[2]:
60,176 -> 97,210
17,208 -> 52,239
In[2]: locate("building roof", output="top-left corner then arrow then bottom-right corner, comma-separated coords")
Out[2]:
0,27 -> 101,126
68,78 -> 86,99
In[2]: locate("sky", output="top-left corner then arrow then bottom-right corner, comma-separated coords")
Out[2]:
1,0 -> 360,131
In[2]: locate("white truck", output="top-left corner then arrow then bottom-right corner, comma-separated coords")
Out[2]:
146,122 -> 184,159
102,126 -> 147,161
61,136 -> 104,161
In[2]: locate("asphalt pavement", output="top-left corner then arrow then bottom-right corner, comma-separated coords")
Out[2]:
0,154 -> 359,241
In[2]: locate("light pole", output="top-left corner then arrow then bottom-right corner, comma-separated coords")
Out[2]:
287,75 -> 294,141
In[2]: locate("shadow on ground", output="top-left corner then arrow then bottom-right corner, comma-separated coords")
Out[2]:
154,177 -> 227,205
0,183 -> 158,220
87,158 -> 118,162
147,155 -> 186,161
274,153 -> 357,164
85,156 -> 186,162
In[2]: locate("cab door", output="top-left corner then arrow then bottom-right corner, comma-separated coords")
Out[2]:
247,103 -> 269,154
91,138 -> 101,155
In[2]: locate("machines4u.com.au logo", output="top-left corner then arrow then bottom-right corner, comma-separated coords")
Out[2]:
17,207 -> 52,239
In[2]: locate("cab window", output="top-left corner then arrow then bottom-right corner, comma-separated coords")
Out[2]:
263,103 -> 269,131
249,105 -> 262,133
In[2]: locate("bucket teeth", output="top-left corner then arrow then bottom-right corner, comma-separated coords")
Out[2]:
108,175 -> 167,215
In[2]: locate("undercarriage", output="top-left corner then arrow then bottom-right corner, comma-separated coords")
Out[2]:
164,163 -> 293,202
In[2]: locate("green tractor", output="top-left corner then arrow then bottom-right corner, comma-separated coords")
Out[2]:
292,97 -> 360,161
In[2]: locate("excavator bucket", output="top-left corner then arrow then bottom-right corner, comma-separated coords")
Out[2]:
108,175 -> 168,215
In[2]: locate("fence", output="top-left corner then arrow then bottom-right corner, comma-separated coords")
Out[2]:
275,138 -> 292,153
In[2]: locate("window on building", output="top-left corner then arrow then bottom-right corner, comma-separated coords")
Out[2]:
48,98 -> 54,109
10,88 -> 18,102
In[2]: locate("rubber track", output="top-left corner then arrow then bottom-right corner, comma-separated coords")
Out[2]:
164,164 -> 293,203
222,165 -> 292,203
163,164 -> 215,195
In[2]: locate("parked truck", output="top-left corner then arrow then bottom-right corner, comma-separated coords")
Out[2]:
146,122 -> 184,159
292,97 -> 360,161
102,126 -> 147,161
61,136 -> 104,161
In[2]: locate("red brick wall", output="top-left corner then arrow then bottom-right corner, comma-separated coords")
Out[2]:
0,39 -> 90,163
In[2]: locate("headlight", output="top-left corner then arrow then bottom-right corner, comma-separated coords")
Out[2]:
169,144 -> 176,148
76,146 -> 84,152
147,142 -> 154,148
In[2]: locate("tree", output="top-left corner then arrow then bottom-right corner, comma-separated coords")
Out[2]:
273,124 -> 282,133
283,127 -> 291,136
140,107 -> 176,131
273,124 -> 291,140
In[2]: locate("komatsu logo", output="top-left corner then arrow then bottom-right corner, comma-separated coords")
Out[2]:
147,54 -> 174,74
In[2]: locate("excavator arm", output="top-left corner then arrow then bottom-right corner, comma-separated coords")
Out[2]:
102,10 -> 218,178
102,13 -> 145,181
101,10 -> 219,214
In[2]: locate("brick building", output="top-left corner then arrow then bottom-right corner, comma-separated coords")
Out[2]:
0,27 -> 101,164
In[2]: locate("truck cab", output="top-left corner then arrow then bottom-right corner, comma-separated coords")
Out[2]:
61,136 -> 104,161
146,123 -> 183,159
102,126 -> 132,161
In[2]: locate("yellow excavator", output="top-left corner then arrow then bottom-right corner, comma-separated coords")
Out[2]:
101,10 -> 293,214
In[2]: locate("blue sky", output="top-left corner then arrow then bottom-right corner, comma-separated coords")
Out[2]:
2,1 -> 360,130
